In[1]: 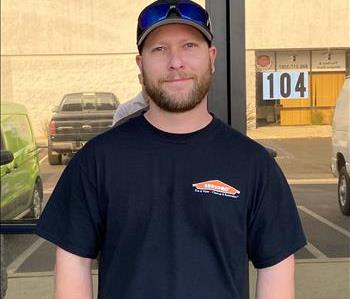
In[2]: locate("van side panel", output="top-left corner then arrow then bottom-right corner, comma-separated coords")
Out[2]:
332,78 -> 350,176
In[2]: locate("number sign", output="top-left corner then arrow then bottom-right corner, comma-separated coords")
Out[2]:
262,71 -> 308,100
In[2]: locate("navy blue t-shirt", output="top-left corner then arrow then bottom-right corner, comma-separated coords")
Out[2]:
36,115 -> 306,299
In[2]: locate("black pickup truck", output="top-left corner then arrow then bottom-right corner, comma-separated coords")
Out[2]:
48,92 -> 119,165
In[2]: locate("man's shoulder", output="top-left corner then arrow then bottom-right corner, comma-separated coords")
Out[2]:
85,114 -> 145,152
108,113 -> 145,137
214,118 -> 272,160
216,119 -> 261,145
113,107 -> 148,127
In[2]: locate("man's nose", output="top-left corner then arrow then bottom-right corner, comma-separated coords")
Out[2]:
168,50 -> 184,70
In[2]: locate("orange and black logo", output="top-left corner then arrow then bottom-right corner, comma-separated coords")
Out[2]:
192,180 -> 240,199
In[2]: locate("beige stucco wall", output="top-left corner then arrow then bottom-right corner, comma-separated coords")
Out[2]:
246,0 -> 350,50
1,0 -> 150,55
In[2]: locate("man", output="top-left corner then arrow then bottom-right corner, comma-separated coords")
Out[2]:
36,1 -> 306,298
112,75 -> 149,126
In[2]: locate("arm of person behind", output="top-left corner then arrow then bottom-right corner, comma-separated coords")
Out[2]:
112,104 -> 128,125
112,92 -> 148,126
55,246 -> 93,299
255,254 -> 295,299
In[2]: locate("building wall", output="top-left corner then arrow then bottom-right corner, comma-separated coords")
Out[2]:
1,1 -> 143,55
0,0 -> 204,140
246,0 -> 350,50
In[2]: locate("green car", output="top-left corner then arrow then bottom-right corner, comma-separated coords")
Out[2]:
0,102 -> 43,220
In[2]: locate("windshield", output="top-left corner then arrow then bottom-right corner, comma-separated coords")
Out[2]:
60,93 -> 117,111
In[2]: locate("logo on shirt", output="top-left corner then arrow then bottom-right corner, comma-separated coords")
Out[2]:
192,180 -> 240,199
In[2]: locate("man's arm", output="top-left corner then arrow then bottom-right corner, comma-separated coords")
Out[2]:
55,247 -> 93,299
256,254 -> 295,299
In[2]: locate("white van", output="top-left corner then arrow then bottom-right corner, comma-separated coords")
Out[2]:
331,74 -> 350,215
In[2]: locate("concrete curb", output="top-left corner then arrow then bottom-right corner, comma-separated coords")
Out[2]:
247,125 -> 332,140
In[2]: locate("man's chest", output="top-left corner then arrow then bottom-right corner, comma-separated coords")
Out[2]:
103,151 -> 252,240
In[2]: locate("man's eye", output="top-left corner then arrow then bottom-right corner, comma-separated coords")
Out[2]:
153,46 -> 165,52
185,43 -> 196,48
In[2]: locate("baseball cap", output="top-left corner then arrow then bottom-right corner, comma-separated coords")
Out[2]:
137,0 -> 213,51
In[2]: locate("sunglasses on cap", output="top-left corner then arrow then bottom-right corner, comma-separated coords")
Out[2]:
137,0 -> 213,48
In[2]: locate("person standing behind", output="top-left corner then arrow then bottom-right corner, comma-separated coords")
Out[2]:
112,74 -> 149,126
36,1 -> 306,298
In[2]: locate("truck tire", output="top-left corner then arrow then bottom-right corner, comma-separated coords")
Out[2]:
338,166 -> 350,216
48,147 -> 62,165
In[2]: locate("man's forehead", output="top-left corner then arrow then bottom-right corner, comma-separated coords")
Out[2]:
144,23 -> 207,45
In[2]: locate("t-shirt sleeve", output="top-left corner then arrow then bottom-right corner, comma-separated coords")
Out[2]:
36,149 -> 103,258
247,151 -> 307,269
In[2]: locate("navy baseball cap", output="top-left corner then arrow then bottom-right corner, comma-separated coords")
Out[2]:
137,0 -> 213,51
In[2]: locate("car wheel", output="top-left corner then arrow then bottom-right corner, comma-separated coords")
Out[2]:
28,180 -> 43,219
338,166 -> 350,216
48,147 -> 62,165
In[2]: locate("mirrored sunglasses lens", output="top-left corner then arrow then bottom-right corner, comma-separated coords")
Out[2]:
139,4 -> 170,30
177,3 -> 208,26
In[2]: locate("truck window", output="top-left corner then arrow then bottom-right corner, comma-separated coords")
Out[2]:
95,95 -> 117,110
60,93 -> 117,112
82,97 -> 96,110
61,98 -> 83,112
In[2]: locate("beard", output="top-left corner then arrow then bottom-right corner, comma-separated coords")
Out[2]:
142,62 -> 213,113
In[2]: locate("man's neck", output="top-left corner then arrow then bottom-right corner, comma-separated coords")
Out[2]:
144,99 -> 212,134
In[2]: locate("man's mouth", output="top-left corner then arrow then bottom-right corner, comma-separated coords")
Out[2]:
163,77 -> 193,84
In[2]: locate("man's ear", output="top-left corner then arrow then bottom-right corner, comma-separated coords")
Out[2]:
136,55 -> 143,73
209,46 -> 217,74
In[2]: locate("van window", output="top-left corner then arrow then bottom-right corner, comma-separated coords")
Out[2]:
2,115 -> 33,152
2,120 -> 19,152
14,115 -> 33,149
